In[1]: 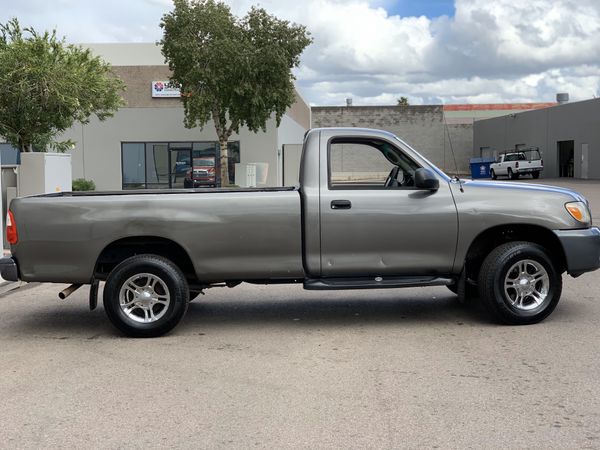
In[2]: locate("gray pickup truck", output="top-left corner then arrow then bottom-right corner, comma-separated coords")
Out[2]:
1,128 -> 599,337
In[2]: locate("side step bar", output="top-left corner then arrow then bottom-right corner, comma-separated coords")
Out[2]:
303,276 -> 454,290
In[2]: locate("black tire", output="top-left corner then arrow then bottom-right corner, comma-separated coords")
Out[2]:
532,171 -> 540,179
103,254 -> 189,337
507,168 -> 516,180
478,242 -> 562,325
490,169 -> 497,180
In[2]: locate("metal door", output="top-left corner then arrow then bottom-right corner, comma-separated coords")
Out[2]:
318,135 -> 459,277
581,143 -> 589,179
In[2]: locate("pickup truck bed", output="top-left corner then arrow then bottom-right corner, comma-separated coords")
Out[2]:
10,187 -> 304,284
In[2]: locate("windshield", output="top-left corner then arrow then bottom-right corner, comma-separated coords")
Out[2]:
193,158 -> 215,166
505,150 -> 541,161
393,136 -> 451,181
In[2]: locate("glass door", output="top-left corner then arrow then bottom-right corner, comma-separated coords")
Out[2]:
169,143 -> 192,188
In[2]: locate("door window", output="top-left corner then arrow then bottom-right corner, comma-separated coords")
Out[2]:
169,143 -> 192,189
328,138 -> 420,189
122,143 -> 146,189
146,143 -> 169,189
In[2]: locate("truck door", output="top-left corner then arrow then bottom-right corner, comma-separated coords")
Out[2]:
318,133 -> 458,277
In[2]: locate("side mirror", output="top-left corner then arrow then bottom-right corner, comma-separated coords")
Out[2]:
414,168 -> 439,191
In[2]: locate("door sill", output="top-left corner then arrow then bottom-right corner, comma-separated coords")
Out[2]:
303,276 -> 454,290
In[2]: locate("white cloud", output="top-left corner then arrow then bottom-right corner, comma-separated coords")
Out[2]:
2,0 -> 600,105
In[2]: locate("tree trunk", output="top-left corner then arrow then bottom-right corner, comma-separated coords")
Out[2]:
219,139 -> 230,186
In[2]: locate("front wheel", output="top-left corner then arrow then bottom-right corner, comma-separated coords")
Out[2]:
490,169 -> 497,180
478,242 -> 562,325
103,254 -> 189,337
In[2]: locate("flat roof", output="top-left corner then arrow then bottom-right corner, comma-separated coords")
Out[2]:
443,103 -> 556,111
84,43 -> 165,66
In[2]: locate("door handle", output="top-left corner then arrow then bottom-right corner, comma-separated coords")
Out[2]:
331,200 -> 352,210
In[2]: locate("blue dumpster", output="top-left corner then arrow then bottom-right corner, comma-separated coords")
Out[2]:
469,157 -> 496,179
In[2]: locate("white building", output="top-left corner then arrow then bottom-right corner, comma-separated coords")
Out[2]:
56,43 -> 311,190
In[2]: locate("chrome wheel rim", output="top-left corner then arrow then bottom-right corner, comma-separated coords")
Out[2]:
119,273 -> 170,323
504,259 -> 549,311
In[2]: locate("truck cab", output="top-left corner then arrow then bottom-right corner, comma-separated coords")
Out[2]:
301,128 -> 457,282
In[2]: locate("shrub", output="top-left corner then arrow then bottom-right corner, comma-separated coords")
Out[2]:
72,178 -> 96,191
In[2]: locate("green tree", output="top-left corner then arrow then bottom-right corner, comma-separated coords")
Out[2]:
0,19 -> 125,153
160,0 -> 312,186
397,96 -> 409,106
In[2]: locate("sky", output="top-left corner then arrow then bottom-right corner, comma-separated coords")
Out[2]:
2,0 -> 599,106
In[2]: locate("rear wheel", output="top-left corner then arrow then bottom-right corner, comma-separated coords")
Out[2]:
508,168 -> 518,180
103,254 -> 189,337
490,169 -> 497,180
478,242 -> 562,325
532,171 -> 540,179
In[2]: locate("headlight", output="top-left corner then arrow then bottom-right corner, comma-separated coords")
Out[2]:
565,201 -> 591,224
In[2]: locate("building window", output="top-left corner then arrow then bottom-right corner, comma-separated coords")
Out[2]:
121,141 -> 240,189
0,143 -> 21,166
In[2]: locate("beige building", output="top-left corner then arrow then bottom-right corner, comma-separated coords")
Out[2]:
56,43 -> 311,190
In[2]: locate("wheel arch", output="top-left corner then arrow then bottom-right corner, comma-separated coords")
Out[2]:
460,223 -> 567,284
94,236 -> 197,282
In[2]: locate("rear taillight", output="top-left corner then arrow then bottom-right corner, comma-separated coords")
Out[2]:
541,159 -> 543,166
6,210 -> 18,245
515,162 -> 519,168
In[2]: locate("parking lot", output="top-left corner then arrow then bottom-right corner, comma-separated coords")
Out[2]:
0,178 -> 599,449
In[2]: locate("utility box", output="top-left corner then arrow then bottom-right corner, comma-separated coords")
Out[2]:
235,163 -> 257,187
17,153 -> 72,197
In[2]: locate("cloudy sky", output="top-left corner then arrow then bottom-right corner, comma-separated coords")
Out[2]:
3,0 -> 600,106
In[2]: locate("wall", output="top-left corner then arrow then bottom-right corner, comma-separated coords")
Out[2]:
311,106 -> 472,173
60,107 -> 280,190
473,98 -> 600,179
444,123 -> 474,176
276,115 -> 307,185
112,66 -> 181,108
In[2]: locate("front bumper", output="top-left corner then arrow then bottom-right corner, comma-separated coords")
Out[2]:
554,227 -> 600,275
0,256 -> 18,282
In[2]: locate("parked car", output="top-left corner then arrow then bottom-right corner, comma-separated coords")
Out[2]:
490,149 -> 543,180
1,128 -> 598,337
184,156 -> 217,188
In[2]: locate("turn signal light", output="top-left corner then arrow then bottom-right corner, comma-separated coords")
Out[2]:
6,210 -> 18,245
565,202 -> 591,224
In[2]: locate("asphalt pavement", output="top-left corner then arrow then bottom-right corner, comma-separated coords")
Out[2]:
0,178 -> 599,449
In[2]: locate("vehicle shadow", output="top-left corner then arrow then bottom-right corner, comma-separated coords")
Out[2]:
180,295 -> 485,330
3,284 -> 581,338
